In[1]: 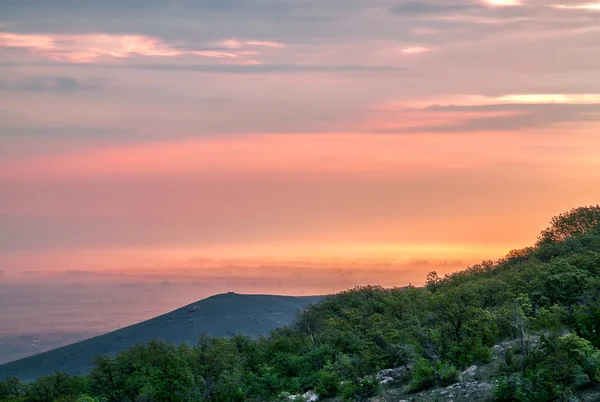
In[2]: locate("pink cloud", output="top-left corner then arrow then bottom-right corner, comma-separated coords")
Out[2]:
401,46 -> 434,55
244,40 -> 285,48
480,0 -> 523,6
217,39 -> 285,49
0,32 -> 282,63
384,94 -> 600,109
552,3 -> 600,10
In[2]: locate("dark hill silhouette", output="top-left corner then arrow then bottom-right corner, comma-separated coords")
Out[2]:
0,293 -> 321,381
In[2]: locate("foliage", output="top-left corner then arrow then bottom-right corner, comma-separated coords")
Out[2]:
25,372 -> 88,402
2,206 -> 600,401
0,378 -> 26,400
493,370 -> 570,402
340,377 -> 379,401
315,368 -> 341,398
407,358 -> 461,392
537,206 -> 600,245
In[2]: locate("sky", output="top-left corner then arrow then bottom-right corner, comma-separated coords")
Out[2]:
1,0 -> 600,307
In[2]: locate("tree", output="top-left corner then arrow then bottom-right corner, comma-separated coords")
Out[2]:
556,334 -> 600,384
0,377 -> 27,400
89,341 -> 197,402
497,295 -> 536,368
25,372 -> 87,402
425,271 -> 441,293
537,205 -> 600,245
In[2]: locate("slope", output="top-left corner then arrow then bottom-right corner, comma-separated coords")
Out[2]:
0,293 -> 321,381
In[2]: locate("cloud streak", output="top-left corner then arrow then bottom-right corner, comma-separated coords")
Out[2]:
481,0 -> 523,6
401,46 -> 434,54
0,32 -> 282,63
552,3 -> 600,10
390,94 -> 600,109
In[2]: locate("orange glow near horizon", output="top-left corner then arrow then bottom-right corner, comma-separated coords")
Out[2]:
2,128 -> 600,292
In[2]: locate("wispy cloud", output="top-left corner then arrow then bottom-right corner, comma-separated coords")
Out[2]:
366,94 -> 600,133
401,46 -> 434,54
480,0 -> 523,6
491,94 -> 600,104
0,32 -> 282,63
552,3 -> 600,10
392,94 -> 600,108
216,39 -> 285,49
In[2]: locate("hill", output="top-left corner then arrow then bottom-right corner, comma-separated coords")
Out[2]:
0,293 -> 322,381
1,206 -> 600,402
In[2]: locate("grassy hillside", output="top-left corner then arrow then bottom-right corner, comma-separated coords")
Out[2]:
1,206 -> 600,402
0,294 -> 321,381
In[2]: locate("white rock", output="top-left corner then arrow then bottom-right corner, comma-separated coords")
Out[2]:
463,365 -> 478,376
302,390 -> 319,402
380,376 -> 394,384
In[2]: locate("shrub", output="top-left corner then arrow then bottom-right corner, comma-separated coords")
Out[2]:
407,358 -> 436,392
470,344 -> 493,364
436,361 -> 461,385
407,358 -> 461,392
493,370 -> 571,402
341,377 -> 379,401
315,369 -> 341,398
555,334 -> 600,384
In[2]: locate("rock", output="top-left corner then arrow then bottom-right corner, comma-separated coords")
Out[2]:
376,366 -> 409,383
462,364 -> 478,379
380,376 -> 394,384
302,390 -> 319,402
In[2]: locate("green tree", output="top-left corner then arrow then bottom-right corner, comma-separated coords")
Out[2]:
555,334 -> 600,384
0,377 -> 27,400
537,205 -> 600,245
25,372 -> 87,402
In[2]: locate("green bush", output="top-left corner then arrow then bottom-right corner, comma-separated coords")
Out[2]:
315,369 -> 341,398
469,344 -> 493,364
407,358 -> 436,392
555,334 -> 600,384
407,358 -> 461,392
493,370 -> 571,402
341,377 -> 379,401
436,361 -> 461,386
